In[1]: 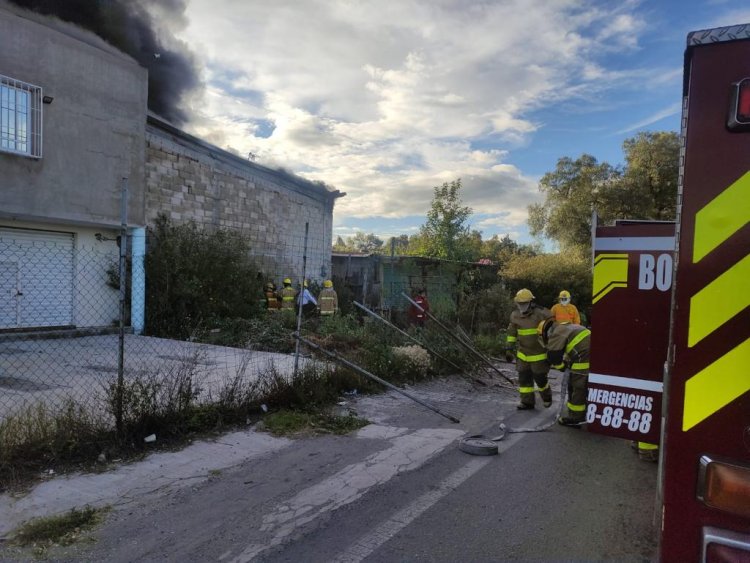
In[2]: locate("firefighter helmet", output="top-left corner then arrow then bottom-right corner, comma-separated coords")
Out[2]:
537,318 -> 554,339
265,282 -> 274,290
323,280 -> 333,288
514,288 -> 535,303
559,290 -> 571,299
283,278 -> 292,285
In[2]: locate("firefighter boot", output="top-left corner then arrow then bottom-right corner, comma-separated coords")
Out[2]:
540,385 -> 553,408
516,402 -> 535,410
557,415 -> 585,428
638,443 -> 659,463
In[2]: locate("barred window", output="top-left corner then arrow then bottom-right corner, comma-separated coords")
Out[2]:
1,74 -> 42,158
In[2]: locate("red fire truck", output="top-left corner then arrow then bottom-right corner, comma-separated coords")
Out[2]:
659,24 -> 750,561
589,23 -> 750,561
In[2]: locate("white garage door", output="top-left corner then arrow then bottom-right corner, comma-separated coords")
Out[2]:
0,228 -> 74,329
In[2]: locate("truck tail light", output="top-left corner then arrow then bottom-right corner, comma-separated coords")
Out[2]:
697,455 -> 750,518
727,78 -> 750,131
703,527 -> 750,563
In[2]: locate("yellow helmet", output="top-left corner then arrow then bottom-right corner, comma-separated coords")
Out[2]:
323,280 -> 333,288
283,278 -> 292,285
559,290 -> 571,299
537,318 -> 554,341
514,288 -> 535,303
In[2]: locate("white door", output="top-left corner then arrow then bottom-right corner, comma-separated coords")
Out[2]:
0,228 -> 74,329
0,261 -> 20,327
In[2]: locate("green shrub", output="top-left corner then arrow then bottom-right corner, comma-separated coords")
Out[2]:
501,252 -> 592,313
145,214 -> 264,339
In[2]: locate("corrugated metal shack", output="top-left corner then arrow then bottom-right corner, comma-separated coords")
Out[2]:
331,253 -> 495,315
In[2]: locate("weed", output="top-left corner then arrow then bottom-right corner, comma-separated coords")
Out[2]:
0,401 -> 111,491
263,409 -> 368,436
10,506 -> 108,548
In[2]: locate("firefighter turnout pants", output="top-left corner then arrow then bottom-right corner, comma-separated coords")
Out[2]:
517,358 -> 552,407
564,350 -> 590,422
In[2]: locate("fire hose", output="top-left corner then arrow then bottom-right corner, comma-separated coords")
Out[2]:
459,368 -> 571,455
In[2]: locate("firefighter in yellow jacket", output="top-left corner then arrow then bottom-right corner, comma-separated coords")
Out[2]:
505,289 -> 553,409
279,278 -> 296,311
318,280 -> 338,316
537,318 -> 591,426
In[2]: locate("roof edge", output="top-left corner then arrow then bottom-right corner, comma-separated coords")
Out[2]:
147,113 -> 345,201
687,23 -> 750,46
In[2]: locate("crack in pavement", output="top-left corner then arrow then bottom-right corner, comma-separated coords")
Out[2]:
231,426 -> 465,563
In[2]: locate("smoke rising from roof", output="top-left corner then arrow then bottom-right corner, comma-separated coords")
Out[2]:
7,0 -> 199,125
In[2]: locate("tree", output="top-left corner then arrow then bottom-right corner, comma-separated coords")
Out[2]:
384,235 -> 410,254
528,154 -> 620,253
332,236 -> 349,252
332,232 -> 384,253
621,131 -> 679,220
528,131 -> 680,252
348,232 -> 384,253
417,179 -> 474,261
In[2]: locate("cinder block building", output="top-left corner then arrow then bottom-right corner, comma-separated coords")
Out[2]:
0,2 -> 343,332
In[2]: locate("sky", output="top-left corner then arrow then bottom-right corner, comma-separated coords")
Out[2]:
171,0 -> 750,245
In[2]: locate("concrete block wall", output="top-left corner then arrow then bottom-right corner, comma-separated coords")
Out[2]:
145,123 -> 339,284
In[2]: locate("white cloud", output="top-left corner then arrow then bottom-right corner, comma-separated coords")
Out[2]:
615,102 -> 682,134
178,0 -> 648,233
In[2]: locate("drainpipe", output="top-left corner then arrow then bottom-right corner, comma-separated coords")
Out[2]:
131,226 -> 146,335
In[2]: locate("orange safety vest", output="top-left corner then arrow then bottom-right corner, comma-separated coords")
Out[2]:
551,303 -> 580,325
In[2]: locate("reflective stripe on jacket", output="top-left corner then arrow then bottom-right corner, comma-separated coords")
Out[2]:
280,287 -> 296,310
551,303 -> 581,325
319,288 -> 338,315
546,323 -> 590,372
507,305 -> 552,363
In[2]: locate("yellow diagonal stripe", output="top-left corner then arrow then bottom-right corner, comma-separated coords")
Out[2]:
683,337 -> 750,431
693,170 -> 750,263
592,254 -> 628,304
688,253 -> 750,347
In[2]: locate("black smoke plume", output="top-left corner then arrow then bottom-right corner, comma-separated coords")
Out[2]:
7,0 -> 199,125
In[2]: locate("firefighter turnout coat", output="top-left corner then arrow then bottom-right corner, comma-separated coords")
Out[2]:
318,288 -> 338,315
545,322 -> 591,421
507,305 -> 553,407
280,286 -> 296,310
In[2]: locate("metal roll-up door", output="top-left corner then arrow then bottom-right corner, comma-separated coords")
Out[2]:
0,228 -> 74,329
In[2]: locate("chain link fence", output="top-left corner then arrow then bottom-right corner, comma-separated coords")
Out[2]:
0,215 -> 513,451
0,216 -> 329,421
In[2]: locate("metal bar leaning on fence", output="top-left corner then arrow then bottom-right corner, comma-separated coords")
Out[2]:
352,301 -> 465,374
295,333 -> 460,424
454,325 -> 515,384
401,292 -> 515,386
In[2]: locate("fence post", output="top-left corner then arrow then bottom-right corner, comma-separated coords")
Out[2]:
116,177 -> 129,436
389,237 -> 395,320
293,222 -> 309,378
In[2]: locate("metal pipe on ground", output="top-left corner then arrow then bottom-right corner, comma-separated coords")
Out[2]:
401,292 -> 515,386
295,333 -> 461,424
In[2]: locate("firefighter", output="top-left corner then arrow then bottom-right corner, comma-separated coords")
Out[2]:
537,317 -> 591,427
550,290 -> 581,325
264,281 -> 281,312
409,288 -> 430,327
631,441 -> 659,463
505,288 -> 553,409
318,280 -> 338,316
279,277 -> 296,311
